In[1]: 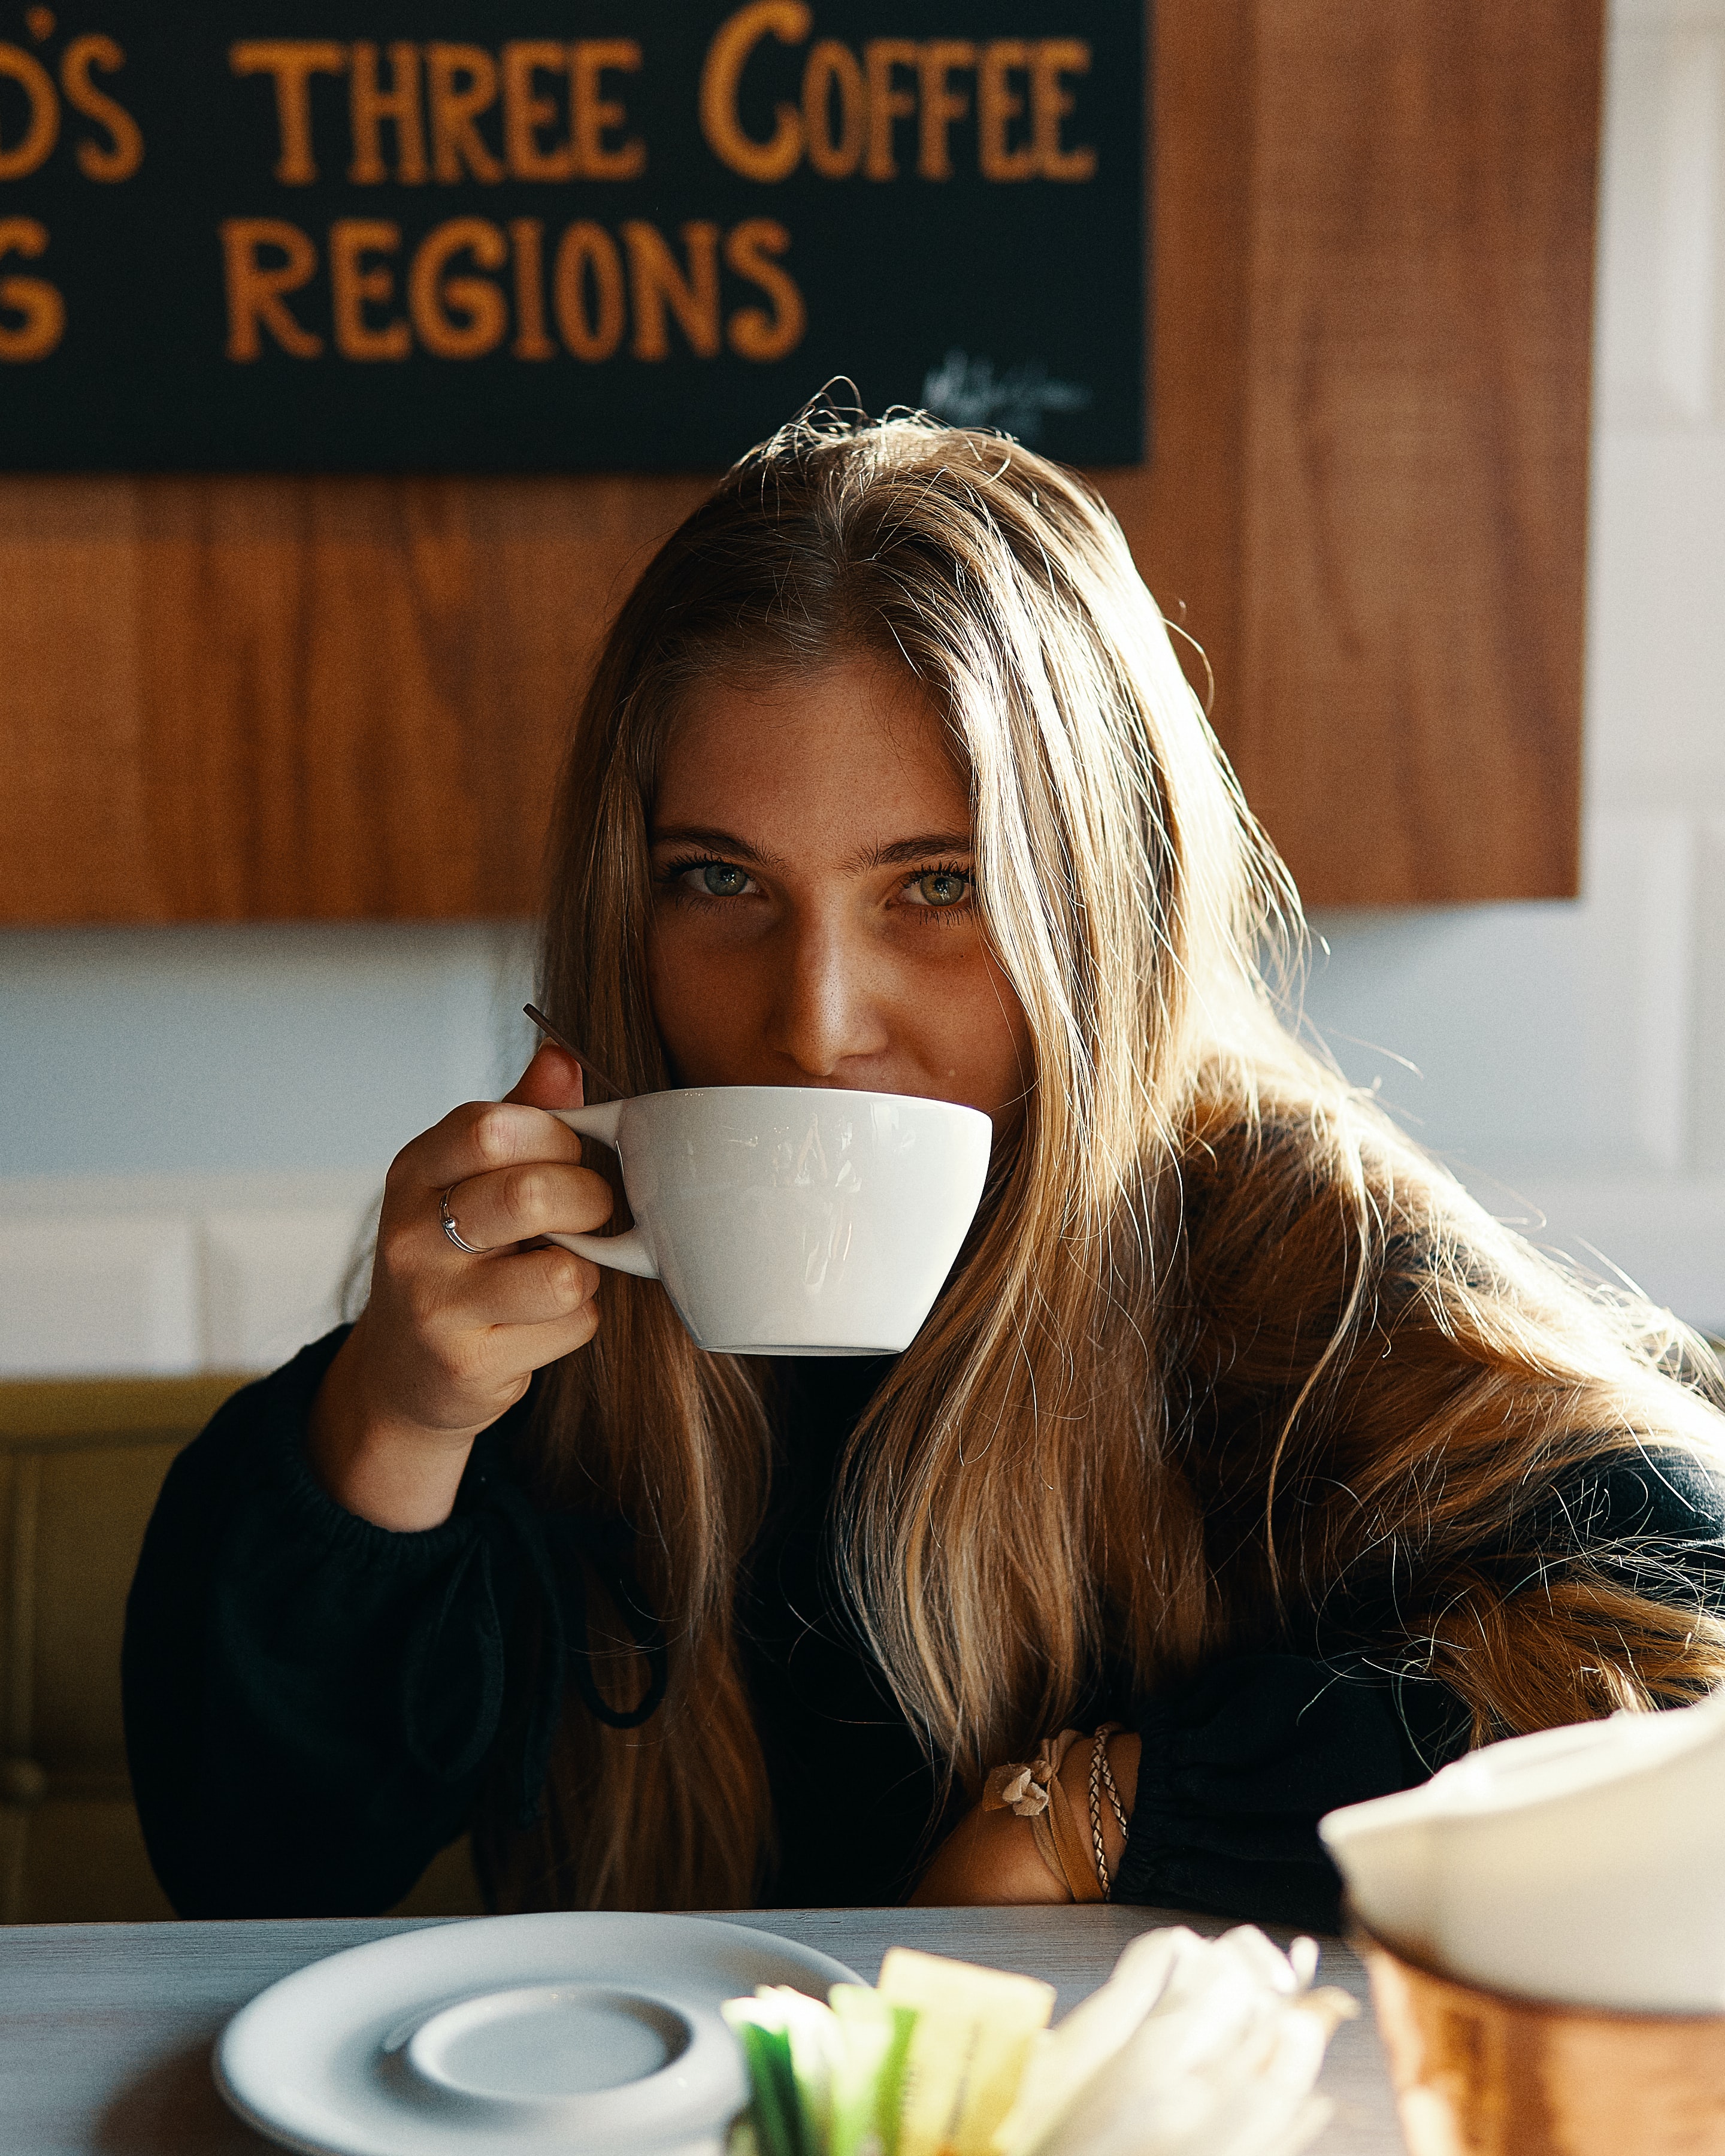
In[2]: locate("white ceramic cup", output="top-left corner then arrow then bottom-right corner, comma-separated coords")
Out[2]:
544,1086 -> 992,1355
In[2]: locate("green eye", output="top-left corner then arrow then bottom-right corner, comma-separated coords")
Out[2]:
912,870 -> 970,908
699,862 -> 749,897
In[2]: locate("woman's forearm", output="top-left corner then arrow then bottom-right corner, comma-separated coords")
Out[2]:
910,1730 -> 1141,1905
307,1317 -> 483,1532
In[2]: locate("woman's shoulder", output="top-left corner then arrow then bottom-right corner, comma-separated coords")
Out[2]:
151,1325 -> 535,1563
1161,1088 -> 1725,1483
1167,1082 -> 1645,1341
1532,1445 -> 1725,1548
1175,1080 -> 1430,1218
156,1326 -> 356,1515
1170,1087 -> 1396,1259
1160,1092 -> 1423,1366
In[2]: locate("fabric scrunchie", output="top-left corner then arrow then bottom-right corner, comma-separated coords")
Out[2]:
983,1728 -> 1104,1902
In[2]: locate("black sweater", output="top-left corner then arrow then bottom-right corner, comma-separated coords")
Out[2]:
123,1327 -> 1725,1930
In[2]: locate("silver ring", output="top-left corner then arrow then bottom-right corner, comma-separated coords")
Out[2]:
440,1189 -> 486,1255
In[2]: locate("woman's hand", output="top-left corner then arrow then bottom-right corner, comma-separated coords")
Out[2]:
308,1044 -> 615,1532
910,1731 -> 1142,1905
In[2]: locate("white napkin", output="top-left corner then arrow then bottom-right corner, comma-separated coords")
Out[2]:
992,1927 -> 1355,2156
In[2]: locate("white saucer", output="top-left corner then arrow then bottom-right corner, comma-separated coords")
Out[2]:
215,1910 -> 860,2155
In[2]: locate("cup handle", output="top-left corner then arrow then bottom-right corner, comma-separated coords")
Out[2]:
548,1100 -> 659,1280
553,1100 -> 625,1147
547,1225 -> 658,1280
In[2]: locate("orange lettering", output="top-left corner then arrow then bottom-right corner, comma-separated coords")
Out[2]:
725,219 -> 804,362
571,40 -> 645,179
917,42 -> 974,182
426,44 -> 503,183
503,41 -> 574,180
700,4 -> 807,183
330,218 -> 409,359
220,217 -> 322,360
509,217 -> 554,359
802,41 -> 864,179
409,217 -> 509,358
1031,40 -> 1095,181
349,42 -> 426,185
552,220 -> 625,362
0,43 -> 58,179
978,41 -> 1034,181
623,220 -> 721,361
0,217 -> 63,361
862,40 -> 916,182
229,41 -> 345,185
60,35 -> 143,182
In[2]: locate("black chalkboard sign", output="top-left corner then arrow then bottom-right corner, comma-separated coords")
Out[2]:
0,2 -> 1143,470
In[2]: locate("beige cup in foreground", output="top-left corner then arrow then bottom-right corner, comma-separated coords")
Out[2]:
1321,1692 -> 1725,2012
1355,1920 -> 1725,2156
546,1085 -> 993,1354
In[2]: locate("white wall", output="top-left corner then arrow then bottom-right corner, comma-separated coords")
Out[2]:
2,0 -> 1721,1373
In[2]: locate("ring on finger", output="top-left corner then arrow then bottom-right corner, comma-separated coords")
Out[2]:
439,1188 -> 487,1256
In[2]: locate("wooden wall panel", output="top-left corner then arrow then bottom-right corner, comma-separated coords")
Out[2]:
0,4 -> 1599,922
129,476 -> 708,917
1227,0 -> 1599,903
0,480 -> 151,920
2,474 -> 707,920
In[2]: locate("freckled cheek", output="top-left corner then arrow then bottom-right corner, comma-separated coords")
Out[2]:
644,929 -> 704,1065
907,952 -> 1032,1106
647,927 -> 762,1076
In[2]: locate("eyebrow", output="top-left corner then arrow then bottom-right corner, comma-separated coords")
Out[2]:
649,825 -> 975,873
650,823 -> 788,870
848,832 -> 975,870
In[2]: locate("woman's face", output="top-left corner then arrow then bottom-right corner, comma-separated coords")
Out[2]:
647,653 -> 1033,1125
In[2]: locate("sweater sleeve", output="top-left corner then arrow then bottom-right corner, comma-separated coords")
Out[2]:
1116,1447 -> 1725,1933
123,1328 -> 549,1918
1115,1654 -> 1448,1931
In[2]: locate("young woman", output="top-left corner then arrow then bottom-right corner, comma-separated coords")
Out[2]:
125,413 -> 1725,1927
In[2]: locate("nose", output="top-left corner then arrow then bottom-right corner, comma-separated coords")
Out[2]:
764,910 -> 890,1080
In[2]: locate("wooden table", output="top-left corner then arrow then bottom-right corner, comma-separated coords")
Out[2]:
0,1904 -> 1401,2154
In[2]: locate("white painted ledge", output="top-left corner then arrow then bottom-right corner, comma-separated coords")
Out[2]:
1,1166 -> 1717,1380
0,1171 -> 380,1378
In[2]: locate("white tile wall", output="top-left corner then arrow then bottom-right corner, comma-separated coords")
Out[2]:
1469,1170 -> 1725,1331
201,1208 -> 373,1372
0,920 -> 538,1182
0,922 -> 531,1377
1588,437 -> 1725,809
0,1174 -> 377,1377
1532,1 -> 1725,1327
1691,819 -> 1725,1173
0,1218 -> 201,1378
1306,813 -> 1698,1174
1596,23 -> 1723,430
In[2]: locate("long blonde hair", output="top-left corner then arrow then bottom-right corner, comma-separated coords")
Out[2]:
497,411 -> 1725,1911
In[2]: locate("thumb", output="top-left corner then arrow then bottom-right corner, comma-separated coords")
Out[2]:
506,1043 -> 586,1112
